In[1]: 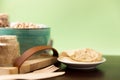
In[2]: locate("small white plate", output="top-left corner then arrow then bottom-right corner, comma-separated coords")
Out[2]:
57,57 -> 106,69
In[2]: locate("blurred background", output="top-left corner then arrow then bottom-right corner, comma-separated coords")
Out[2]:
0,0 -> 120,55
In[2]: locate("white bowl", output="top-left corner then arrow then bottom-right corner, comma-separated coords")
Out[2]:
57,57 -> 106,69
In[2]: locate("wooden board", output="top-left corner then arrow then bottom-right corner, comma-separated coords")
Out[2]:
0,56 -> 57,75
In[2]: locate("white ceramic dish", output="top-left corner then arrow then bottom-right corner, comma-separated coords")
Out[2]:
57,57 -> 106,69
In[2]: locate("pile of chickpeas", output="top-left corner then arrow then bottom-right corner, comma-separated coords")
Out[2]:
10,22 -> 46,29
0,13 -> 46,29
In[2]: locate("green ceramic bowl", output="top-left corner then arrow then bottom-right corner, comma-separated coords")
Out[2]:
0,28 -> 50,54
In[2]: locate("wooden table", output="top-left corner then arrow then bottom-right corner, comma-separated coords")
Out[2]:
45,55 -> 120,80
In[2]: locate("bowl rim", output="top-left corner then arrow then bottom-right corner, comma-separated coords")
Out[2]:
57,57 -> 106,65
0,27 -> 50,30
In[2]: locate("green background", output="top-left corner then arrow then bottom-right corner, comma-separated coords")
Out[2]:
0,0 -> 120,55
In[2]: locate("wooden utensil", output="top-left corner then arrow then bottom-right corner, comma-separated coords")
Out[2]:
32,65 -> 59,73
0,72 -> 65,79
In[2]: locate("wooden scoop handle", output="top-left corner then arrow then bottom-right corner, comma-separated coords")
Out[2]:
13,46 -> 58,73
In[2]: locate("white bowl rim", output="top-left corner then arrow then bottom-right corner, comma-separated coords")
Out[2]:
57,57 -> 106,65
